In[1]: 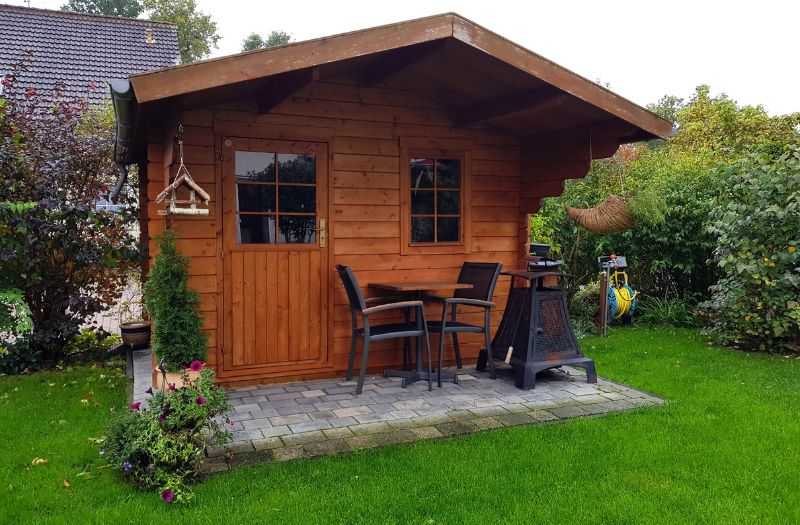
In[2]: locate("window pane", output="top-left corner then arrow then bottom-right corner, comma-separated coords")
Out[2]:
437,217 -> 460,242
238,215 -> 276,244
236,151 -> 275,182
437,191 -> 460,215
437,159 -> 460,188
278,154 -> 316,183
411,217 -> 434,243
279,216 -> 316,244
411,158 -> 434,189
279,186 -> 316,213
237,184 -> 275,212
411,190 -> 434,214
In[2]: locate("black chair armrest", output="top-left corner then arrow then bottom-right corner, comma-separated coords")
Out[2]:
362,300 -> 423,315
444,298 -> 495,308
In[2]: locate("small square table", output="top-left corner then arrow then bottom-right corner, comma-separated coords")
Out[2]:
367,281 -> 473,387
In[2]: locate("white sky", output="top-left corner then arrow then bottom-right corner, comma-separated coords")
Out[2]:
13,0 -> 800,115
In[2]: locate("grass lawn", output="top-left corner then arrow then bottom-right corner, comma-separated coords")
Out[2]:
1,327 -> 799,524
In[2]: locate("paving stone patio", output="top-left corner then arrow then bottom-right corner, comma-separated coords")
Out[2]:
130,350 -> 662,473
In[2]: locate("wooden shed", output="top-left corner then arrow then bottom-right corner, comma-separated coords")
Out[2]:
110,13 -> 671,385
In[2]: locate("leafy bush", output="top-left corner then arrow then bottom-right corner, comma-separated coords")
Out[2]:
143,230 -> 207,371
101,365 -> 230,504
637,296 -> 698,328
702,145 -> 800,352
0,63 -> 140,361
66,328 -> 122,355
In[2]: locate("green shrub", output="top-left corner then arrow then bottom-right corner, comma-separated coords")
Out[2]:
637,296 -> 698,327
143,230 -> 207,371
702,145 -> 800,352
66,328 -> 122,355
101,365 -> 230,504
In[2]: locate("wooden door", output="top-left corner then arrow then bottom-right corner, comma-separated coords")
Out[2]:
221,138 -> 329,376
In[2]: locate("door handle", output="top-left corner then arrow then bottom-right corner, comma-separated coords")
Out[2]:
318,218 -> 327,248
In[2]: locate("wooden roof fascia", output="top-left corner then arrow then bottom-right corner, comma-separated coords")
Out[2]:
450,16 -> 672,140
454,86 -> 568,127
130,14 -> 456,103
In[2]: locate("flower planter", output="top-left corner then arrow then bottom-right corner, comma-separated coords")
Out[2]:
120,320 -> 151,348
151,365 -> 204,390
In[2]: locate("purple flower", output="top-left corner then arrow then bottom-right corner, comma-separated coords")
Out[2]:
189,360 -> 203,372
195,396 -> 206,406
129,402 -> 141,411
122,460 -> 132,472
145,387 -> 153,395
161,488 -> 174,503
147,465 -> 156,472
158,413 -> 166,421
168,383 -> 176,391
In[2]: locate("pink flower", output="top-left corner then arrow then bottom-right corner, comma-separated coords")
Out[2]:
161,488 -> 174,503
195,396 -> 206,406
129,402 -> 141,411
168,383 -> 176,391
189,360 -> 203,372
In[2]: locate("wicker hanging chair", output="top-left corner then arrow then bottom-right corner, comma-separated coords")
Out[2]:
563,195 -> 635,234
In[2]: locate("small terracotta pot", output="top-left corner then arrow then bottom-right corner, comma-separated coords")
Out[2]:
151,367 -> 203,390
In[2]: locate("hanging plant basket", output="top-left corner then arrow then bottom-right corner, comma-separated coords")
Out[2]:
564,195 -> 636,234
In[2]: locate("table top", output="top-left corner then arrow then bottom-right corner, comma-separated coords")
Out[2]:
368,281 -> 473,293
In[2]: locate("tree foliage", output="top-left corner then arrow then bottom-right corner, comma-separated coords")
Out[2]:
143,230 -> 207,371
241,30 -> 292,52
143,0 -> 219,63
0,64 -> 140,361
60,0 -> 144,18
702,145 -> 800,352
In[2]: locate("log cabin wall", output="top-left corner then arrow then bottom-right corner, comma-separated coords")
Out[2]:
145,78 -> 527,385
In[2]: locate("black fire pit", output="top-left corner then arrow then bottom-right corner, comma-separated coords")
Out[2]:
477,270 -> 597,390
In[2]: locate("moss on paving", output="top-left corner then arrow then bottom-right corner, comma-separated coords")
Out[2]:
1,327 -> 799,524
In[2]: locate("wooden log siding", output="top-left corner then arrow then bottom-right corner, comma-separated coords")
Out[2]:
146,79 -> 526,384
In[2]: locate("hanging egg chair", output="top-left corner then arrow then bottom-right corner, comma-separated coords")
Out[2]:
563,195 -> 635,234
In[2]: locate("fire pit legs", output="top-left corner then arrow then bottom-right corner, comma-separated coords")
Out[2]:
477,270 -> 597,390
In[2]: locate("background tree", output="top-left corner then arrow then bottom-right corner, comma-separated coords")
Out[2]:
144,0 -> 219,63
60,0 -> 144,18
241,30 -> 292,52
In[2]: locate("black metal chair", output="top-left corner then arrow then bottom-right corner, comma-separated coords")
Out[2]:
336,265 -> 433,395
426,262 -> 502,386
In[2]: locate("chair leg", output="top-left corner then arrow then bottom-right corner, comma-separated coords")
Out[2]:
422,317 -> 433,392
345,332 -> 358,381
484,329 -> 496,380
451,332 -> 462,369
356,338 -> 371,395
438,331 -> 446,388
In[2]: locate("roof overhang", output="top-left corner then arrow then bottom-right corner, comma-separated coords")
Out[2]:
112,13 -> 672,163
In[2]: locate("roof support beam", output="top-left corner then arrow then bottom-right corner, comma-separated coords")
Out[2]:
360,40 -> 446,87
454,86 -> 568,127
257,67 -> 320,114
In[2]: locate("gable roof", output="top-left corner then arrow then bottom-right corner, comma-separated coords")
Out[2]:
125,13 -> 671,141
0,4 -> 179,105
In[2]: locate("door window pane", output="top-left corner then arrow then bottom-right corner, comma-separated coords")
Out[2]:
279,216 -> 316,244
237,184 -> 276,213
236,151 -> 276,182
436,159 -> 460,188
278,154 -> 316,183
437,191 -> 460,215
238,215 -> 276,244
411,158 -> 435,189
279,186 -> 316,213
411,191 -> 434,214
